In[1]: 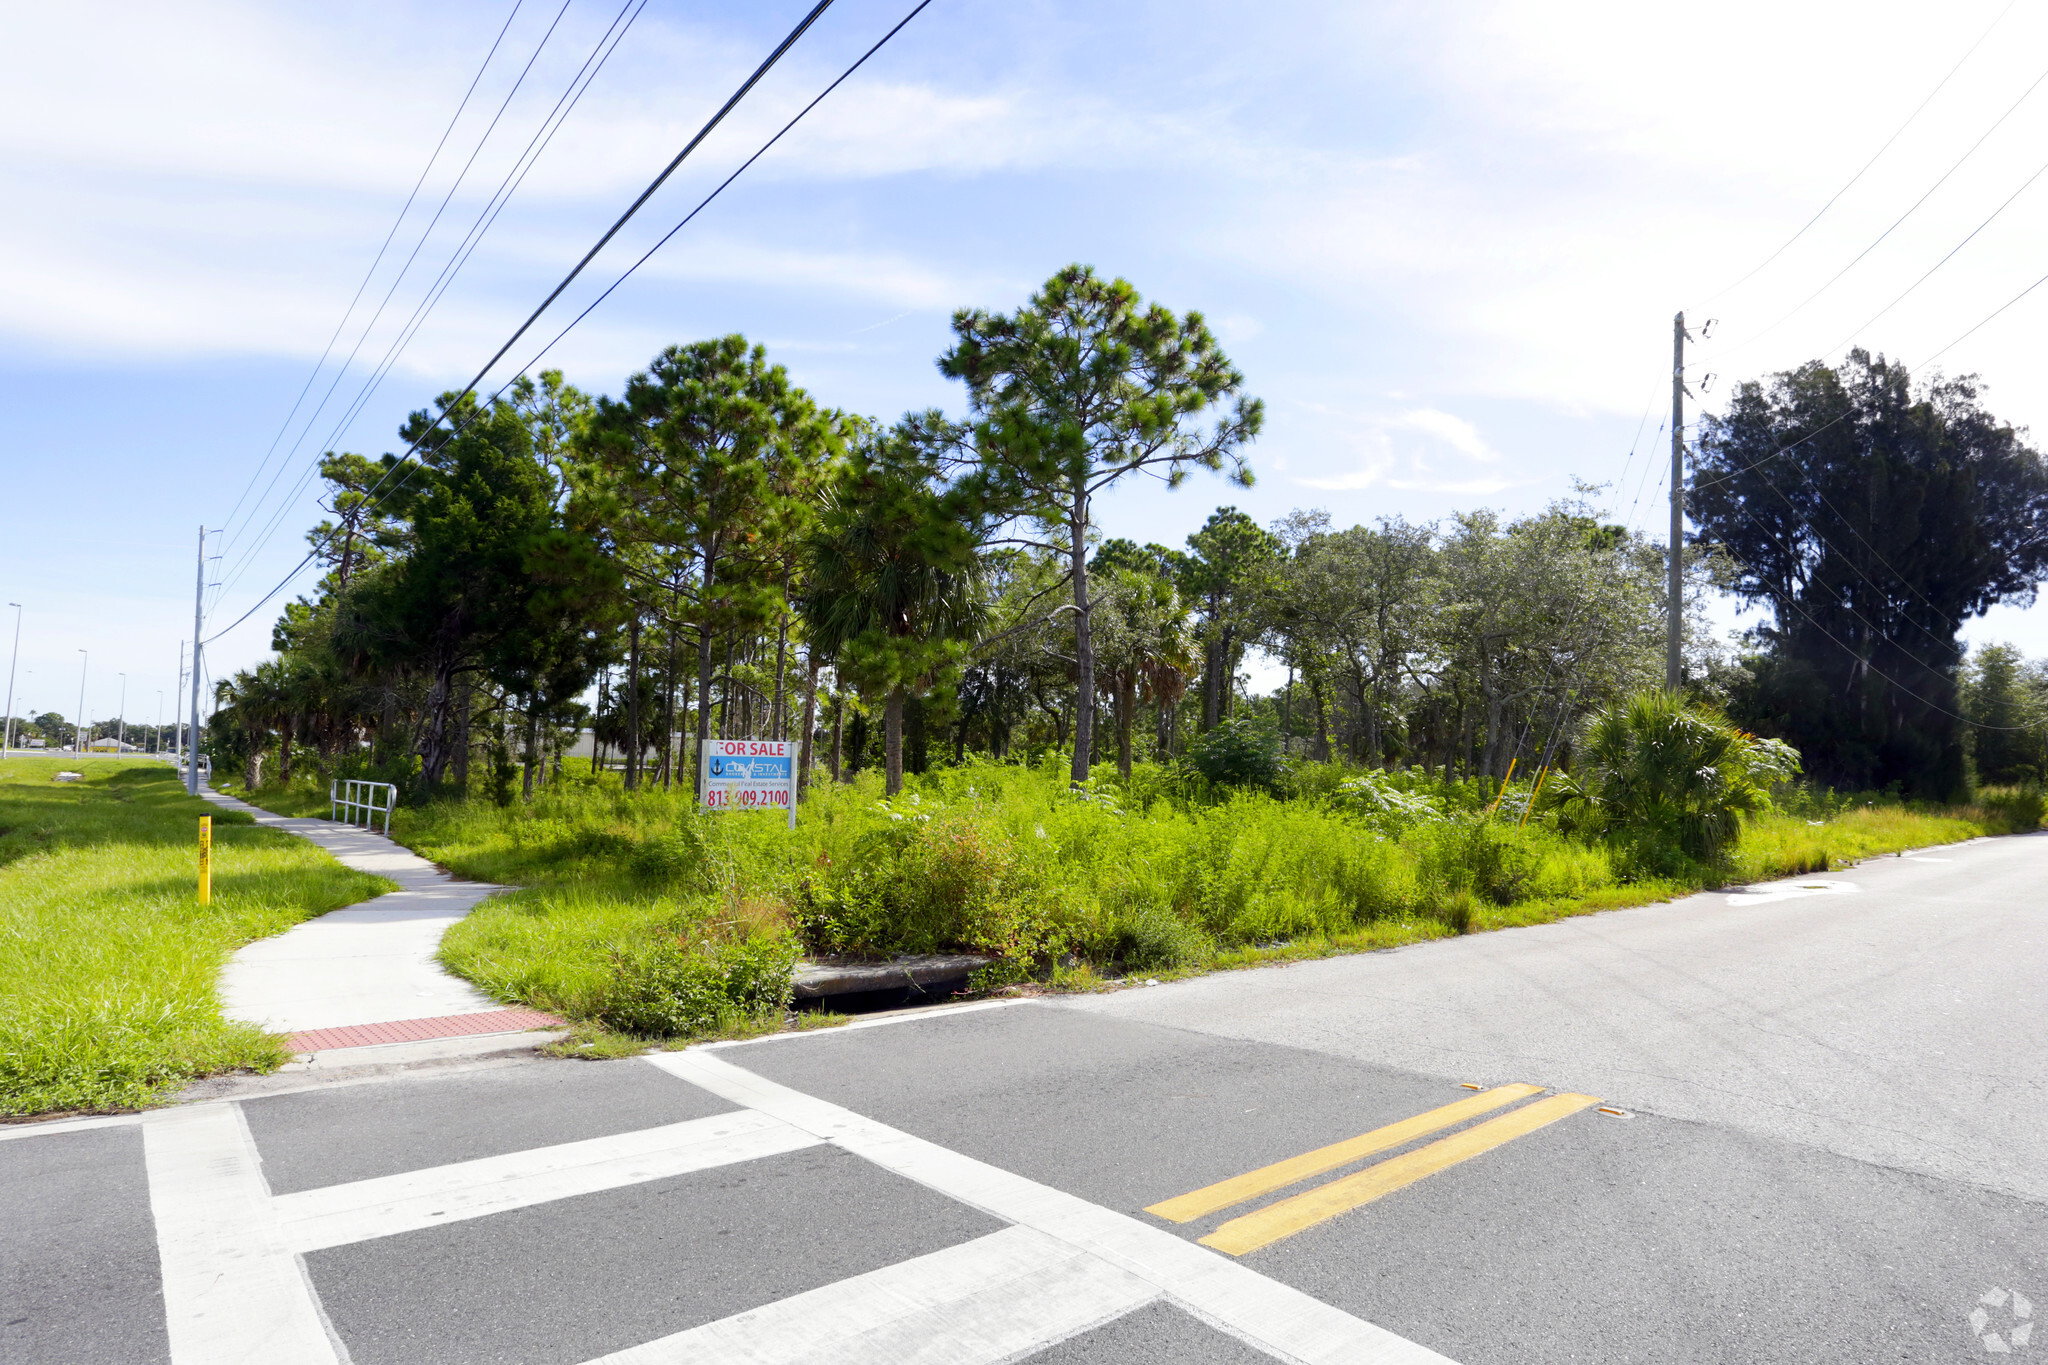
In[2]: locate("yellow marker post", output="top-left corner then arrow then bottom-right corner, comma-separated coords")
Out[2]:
1485,756 -> 1518,815
197,815 -> 212,905
1518,765 -> 1548,829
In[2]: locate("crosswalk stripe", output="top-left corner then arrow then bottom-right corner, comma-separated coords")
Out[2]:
274,1109 -> 819,1253
651,1049 -> 1460,1365
1201,1092 -> 1602,1255
1146,1084 -> 1544,1224
583,1225 -> 1158,1364
144,1104 -> 343,1365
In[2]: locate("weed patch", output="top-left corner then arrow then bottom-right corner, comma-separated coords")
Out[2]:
227,758 -> 2038,1047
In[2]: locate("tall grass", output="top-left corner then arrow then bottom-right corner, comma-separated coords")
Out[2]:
228,755 -> 2040,1044
0,758 -> 391,1116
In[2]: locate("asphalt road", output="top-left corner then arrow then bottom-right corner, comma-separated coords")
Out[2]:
4,834 -> 2043,1363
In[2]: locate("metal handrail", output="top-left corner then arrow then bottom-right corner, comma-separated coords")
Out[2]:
330,778 -> 398,835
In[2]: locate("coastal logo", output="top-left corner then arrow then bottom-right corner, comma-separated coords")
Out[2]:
1971,1287 -> 2034,1354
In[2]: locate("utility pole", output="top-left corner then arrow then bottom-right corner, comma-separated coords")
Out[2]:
188,526 -> 206,793
1666,312 -> 1687,692
76,649 -> 88,753
116,673 -> 127,753
3,603 -> 19,758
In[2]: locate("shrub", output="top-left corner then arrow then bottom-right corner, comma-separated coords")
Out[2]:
1186,717 -> 1283,790
597,934 -> 797,1037
1084,903 -> 1214,973
794,804 -> 1062,962
1331,769 -> 1448,831
632,815 -> 716,888
1976,785 -> 2046,834
1546,692 -> 1800,875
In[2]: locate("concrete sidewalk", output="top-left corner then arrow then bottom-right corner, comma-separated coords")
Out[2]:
199,786 -> 547,1048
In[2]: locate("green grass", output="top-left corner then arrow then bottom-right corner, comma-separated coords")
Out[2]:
223,759 -> 2041,1043
0,758 -> 393,1117
211,776 -> 341,819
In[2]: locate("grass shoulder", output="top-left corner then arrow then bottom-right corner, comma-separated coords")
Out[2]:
224,764 -> 2038,1055
0,758 -> 393,1118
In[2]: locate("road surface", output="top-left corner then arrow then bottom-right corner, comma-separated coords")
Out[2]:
4,832 -> 2043,1362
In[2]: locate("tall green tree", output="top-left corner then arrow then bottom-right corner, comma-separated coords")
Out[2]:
939,265 -> 1262,784
1963,643 -> 2046,784
1694,351 -> 2048,797
1178,507 -> 1281,731
801,430 -> 986,795
343,394 -> 564,788
577,337 -> 841,797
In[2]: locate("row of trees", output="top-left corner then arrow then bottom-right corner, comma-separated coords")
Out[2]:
211,265 -> 1682,797
209,272 -> 2048,804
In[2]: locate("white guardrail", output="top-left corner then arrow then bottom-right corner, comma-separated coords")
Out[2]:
331,779 -> 398,835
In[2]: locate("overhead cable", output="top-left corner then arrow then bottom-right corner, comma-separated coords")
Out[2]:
213,0 -> 646,608
213,0 -> 578,605
208,0 -> 938,644
211,0 -> 529,558
1697,0 -> 2021,308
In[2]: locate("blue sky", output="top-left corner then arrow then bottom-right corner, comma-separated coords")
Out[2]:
8,0 -> 2048,727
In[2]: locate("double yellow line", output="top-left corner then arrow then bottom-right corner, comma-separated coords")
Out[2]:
1147,1084 -> 1600,1255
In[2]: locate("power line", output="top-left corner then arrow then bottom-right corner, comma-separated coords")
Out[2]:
1818,151 -> 2048,358
452,0 -> 840,417
1698,0 -> 2021,308
1702,54 -> 2048,366
1608,397 -> 1655,524
212,0 -> 529,555
212,0 -> 646,609
1760,562 -> 2039,731
1921,262 -> 2048,365
209,0 -> 934,646
213,0 -> 578,606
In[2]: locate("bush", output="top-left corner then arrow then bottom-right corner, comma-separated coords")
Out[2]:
597,934 -> 797,1037
1976,785 -> 2046,833
1185,717 -> 1283,790
1546,692 -> 1800,875
794,804 -> 1061,961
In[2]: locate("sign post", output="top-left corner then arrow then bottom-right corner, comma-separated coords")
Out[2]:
197,815 -> 212,904
699,739 -> 797,829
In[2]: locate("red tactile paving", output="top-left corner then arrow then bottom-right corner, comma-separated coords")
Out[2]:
286,1008 -> 566,1054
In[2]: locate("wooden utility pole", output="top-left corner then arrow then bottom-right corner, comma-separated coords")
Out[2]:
1667,312 -> 1686,691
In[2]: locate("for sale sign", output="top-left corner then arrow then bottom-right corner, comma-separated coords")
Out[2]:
700,739 -> 797,826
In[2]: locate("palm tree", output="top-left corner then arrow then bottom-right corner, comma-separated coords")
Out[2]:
801,436 -> 986,795
214,661 -> 291,789
1546,691 -> 1801,872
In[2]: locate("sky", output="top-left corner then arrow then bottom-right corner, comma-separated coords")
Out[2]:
7,0 -> 2048,730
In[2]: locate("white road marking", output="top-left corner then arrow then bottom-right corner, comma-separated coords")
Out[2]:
1725,878 -> 1861,906
649,1050 -> 1458,1365
143,1103 -> 343,1365
585,1225 -> 1158,1364
704,998 -> 1033,1049
275,1108 -> 819,1253
0,1112 -> 142,1143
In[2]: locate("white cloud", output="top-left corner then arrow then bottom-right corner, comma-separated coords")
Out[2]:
1293,404 -> 1508,493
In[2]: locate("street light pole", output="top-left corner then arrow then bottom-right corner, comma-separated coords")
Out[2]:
3,603 -> 20,758
175,641 -> 186,768
75,649 -> 88,754
117,672 -> 127,753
